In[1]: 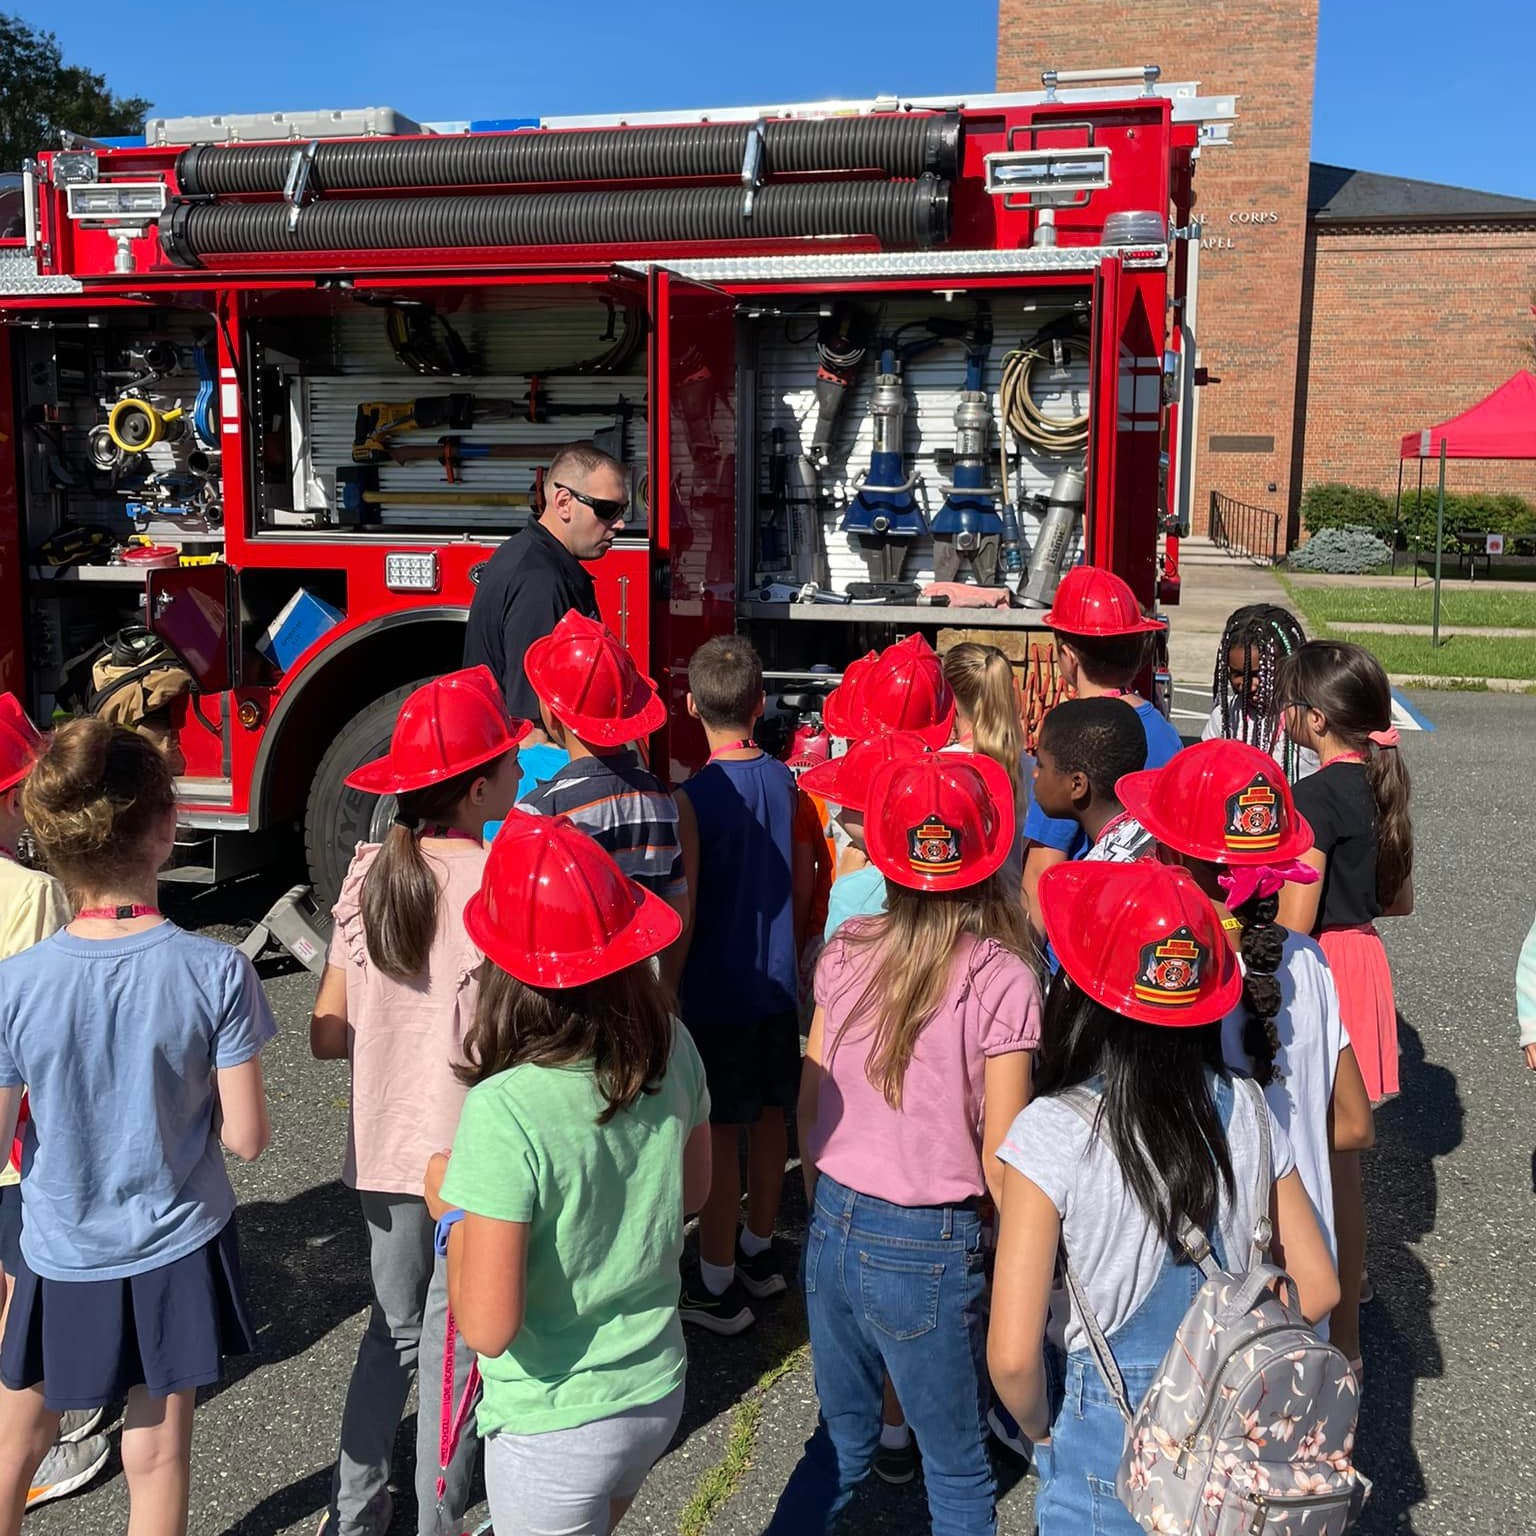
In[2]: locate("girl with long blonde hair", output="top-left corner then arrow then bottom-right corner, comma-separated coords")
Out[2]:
943,643 -> 1033,902
769,752 -> 1040,1533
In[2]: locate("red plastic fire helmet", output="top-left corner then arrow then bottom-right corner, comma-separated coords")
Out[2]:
785,724 -> 832,775
821,651 -> 879,739
524,610 -> 667,749
864,751 -> 1014,892
464,810 -> 682,989
824,635 -> 957,747
1117,739 -> 1314,867
799,730 -> 931,814
0,694 -> 45,795
1039,860 -> 1242,1027
345,666 -> 530,796
1044,564 -> 1165,638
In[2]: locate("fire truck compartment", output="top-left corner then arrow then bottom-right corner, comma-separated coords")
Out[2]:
242,282 -> 649,538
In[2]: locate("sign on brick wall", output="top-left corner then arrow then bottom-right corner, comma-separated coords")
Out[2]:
1201,211 -> 1282,250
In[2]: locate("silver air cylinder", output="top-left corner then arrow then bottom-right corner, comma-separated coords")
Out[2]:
952,392 -> 989,463
869,373 -> 906,455
1020,466 -> 1087,608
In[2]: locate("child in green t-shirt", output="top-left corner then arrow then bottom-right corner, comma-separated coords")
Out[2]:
427,811 -> 711,1535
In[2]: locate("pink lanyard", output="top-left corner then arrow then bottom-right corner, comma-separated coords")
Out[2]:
708,740 -> 758,762
74,904 -> 162,920
437,1313 -> 481,1515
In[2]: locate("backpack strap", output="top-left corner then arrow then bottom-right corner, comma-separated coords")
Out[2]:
1053,1078 -> 1277,1425
1235,1076 -> 1276,1270
1055,1089 -> 1136,1426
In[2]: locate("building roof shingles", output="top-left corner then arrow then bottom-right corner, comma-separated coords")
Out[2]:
1308,162 -> 1536,222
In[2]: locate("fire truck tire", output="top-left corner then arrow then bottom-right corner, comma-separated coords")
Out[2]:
303,678 -> 427,909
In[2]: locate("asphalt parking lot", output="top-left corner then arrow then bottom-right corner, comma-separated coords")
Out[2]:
21,687 -> 1536,1536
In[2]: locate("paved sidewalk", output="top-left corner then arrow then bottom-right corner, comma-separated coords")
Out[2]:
1167,548 -> 1298,684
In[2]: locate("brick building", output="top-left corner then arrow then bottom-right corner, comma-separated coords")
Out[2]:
995,3 -> 1536,549
1295,166 -> 1536,539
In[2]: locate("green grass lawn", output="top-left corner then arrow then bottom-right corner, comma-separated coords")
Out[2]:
1275,575 -> 1536,682
1286,585 -> 1536,630
1308,631 -> 1536,683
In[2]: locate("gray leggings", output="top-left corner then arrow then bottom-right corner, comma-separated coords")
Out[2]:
326,1191 -> 481,1536
484,1384 -> 685,1536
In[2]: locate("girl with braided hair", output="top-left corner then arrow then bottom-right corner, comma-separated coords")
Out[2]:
1118,739 -> 1375,1368
1203,603 -> 1319,782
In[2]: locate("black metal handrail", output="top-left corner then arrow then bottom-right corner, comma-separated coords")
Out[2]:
1209,491 -> 1281,564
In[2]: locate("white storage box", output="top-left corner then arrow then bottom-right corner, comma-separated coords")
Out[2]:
145,108 -> 424,146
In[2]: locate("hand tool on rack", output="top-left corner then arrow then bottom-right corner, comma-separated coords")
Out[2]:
351,385 -> 631,462
841,316 -> 970,584
757,429 -> 792,576
363,420 -> 624,478
1019,465 -> 1087,607
841,336 -> 926,583
336,464 -> 537,523
930,304 -> 1006,586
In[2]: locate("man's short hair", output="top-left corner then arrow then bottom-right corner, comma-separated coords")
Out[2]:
547,441 -> 627,488
688,635 -> 764,730
1055,628 -> 1149,687
1036,696 -> 1148,801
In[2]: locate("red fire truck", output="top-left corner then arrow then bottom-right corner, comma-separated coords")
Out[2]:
0,66 -> 1231,910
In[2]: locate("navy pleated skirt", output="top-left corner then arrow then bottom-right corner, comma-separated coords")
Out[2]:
0,1219 -> 257,1410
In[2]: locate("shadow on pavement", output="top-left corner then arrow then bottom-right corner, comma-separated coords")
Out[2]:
1354,1012 -> 1461,1534
214,1463 -> 332,1536
219,1180 -> 373,1396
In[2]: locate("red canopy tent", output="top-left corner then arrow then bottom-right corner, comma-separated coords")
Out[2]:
1393,370 -> 1536,587
1400,370 -> 1536,460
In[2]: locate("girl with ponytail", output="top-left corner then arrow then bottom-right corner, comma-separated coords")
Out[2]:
1274,640 -> 1412,1373
1275,640 -> 1413,1093
942,642 -> 1034,899
1118,740 -> 1374,1371
310,668 -> 527,1536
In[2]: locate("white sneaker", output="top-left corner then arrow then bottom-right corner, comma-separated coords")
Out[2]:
26,1434 -> 110,1509
56,1406 -> 105,1444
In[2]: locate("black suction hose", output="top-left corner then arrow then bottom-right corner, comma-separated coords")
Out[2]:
161,179 -> 952,266
176,114 -> 961,196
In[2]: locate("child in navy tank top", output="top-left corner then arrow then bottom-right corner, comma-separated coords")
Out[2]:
674,637 -> 811,1338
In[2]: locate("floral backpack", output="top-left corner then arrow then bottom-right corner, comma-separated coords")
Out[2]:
1059,1082 -> 1370,1535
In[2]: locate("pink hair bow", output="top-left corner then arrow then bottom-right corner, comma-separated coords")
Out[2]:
1217,859 -> 1320,911
1368,726 -> 1400,748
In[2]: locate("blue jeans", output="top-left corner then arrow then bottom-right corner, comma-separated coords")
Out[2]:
767,1174 -> 994,1536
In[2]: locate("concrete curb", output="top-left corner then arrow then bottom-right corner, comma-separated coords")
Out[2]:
1387,674 -> 1534,693
1334,623 -> 1536,639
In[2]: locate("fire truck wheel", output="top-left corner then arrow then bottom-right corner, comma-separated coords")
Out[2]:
304,678 -> 428,909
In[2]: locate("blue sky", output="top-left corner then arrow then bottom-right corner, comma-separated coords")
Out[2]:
23,0 -> 1536,198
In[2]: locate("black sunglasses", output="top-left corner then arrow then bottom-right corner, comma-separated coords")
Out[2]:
554,480 -> 628,523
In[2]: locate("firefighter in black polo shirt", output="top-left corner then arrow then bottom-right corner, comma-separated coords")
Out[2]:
463,441 -> 630,741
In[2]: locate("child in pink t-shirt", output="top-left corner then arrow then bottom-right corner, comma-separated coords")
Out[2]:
769,753 -> 1041,1535
309,668 -> 527,1536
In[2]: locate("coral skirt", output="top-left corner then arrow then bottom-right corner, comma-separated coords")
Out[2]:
1319,922 -> 1399,1103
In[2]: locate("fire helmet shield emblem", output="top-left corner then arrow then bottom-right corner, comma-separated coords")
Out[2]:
1223,773 -> 1283,852
1133,925 -> 1207,1009
907,814 -> 962,875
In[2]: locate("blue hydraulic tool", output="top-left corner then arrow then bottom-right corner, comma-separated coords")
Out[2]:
930,307 -> 1008,585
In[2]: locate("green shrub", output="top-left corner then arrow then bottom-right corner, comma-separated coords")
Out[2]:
1302,482 -> 1536,548
1398,490 -> 1536,540
1301,483 -> 1394,540
1283,526 -> 1393,574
